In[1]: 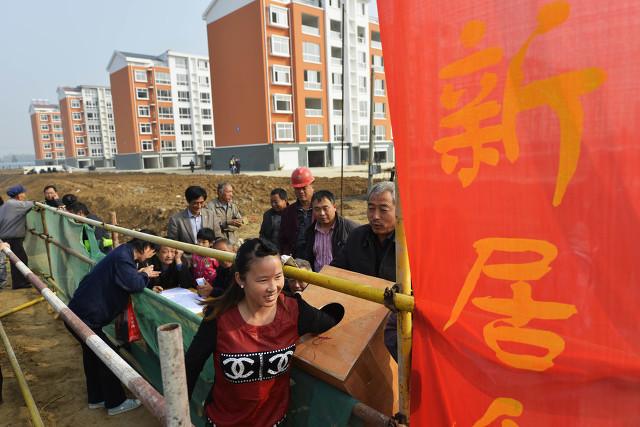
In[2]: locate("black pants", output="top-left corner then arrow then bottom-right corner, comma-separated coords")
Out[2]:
4,238 -> 29,289
66,323 -> 126,409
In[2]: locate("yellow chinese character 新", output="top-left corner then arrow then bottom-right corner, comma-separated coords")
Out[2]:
472,397 -> 524,427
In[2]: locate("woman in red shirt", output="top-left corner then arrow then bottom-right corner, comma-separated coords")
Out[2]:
185,238 -> 342,427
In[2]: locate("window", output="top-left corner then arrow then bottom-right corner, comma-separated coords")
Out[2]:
161,140 -> 176,152
274,123 -> 294,141
155,71 -> 171,85
200,93 -> 211,103
202,124 -> 213,135
91,147 -> 103,157
52,114 -> 60,121
54,134 -> 64,141
198,75 -> 210,86
41,134 -> 50,141
306,124 -> 323,142
305,98 -> 322,116
53,124 -> 63,131
134,70 -> 147,82
203,139 -> 214,148
303,42 -> 321,63
158,106 -> 173,119
329,0 -> 341,7
136,88 -> 149,99
157,89 -> 172,101
85,100 -> 97,109
331,72 -> 342,90
176,73 -> 189,86
269,5 -> 288,27
138,105 -> 150,117
372,55 -> 384,70
304,70 -> 321,90
273,94 -> 292,113
75,136 -> 85,145
374,102 -> 386,118
72,112 -> 82,120
40,124 -> 50,131
71,100 -> 81,108
141,140 -> 153,151
359,51 -> 367,65
89,136 -> 102,144
55,142 -> 64,149
180,124 -> 192,135
271,35 -> 290,57
360,76 -> 367,92
179,107 -> 191,119
43,143 -> 51,149
45,153 -> 53,159
360,2 -> 366,15
332,99 -> 343,115
77,149 -> 86,157
178,91 -> 190,102
331,47 -> 342,66
375,125 -> 386,140
301,14 -> 320,36
333,124 -> 343,141
330,19 -> 341,39
198,60 -> 208,70
87,124 -> 100,132
86,112 -> 98,121
201,108 -> 212,119
174,58 -> 188,69
359,101 -> 369,118
272,65 -> 291,85
182,140 -> 193,151
360,125 -> 369,142
140,123 -> 152,134
374,79 -> 386,95
160,124 -> 175,135
371,30 -> 382,49
73,124 -> 83,132
40,114 -> 49,121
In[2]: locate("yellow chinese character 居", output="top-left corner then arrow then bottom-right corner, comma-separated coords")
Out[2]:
472,397 -> 523,427
444,238 -> 578,372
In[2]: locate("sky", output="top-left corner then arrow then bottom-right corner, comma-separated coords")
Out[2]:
0,0 -> 378,156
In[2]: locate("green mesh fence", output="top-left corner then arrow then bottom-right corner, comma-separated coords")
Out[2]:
22,208 -> 362,426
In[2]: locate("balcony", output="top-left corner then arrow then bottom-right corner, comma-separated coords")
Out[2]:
330,31 -> 342,41
331,57 -> 342,67
302,25 -> 320,36
374,89 -> 386,96
374,112 -> 385,119
333,109 -> 343,116
305,109 -> 323,117
304,81 -> 322,90
371,40 -> 382,50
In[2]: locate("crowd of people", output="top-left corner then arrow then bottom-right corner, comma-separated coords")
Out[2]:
0,167 -> 399,424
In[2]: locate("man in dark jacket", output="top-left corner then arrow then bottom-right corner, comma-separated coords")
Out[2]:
331,181 -> 399,360
67,231 -> 160,416
43,185 -> 63,208
280,167 -> 314,257
146,246 -> 192,292
259,188 -> 288,250
0,184 -> 34,289
303,190 -> 358,272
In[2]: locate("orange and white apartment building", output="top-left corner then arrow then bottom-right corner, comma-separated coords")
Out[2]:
203,0 -> 393,171
29,100 -> 65,165
106,50 -> 215,170
57,85 -> 117,168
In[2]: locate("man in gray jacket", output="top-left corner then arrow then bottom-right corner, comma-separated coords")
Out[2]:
167,186 -> 217,245
0,185 -> 35,289
207,182 -> 242,245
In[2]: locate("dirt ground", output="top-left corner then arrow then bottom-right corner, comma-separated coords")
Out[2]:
0,170 -> 372,426
0,171 -> 370,239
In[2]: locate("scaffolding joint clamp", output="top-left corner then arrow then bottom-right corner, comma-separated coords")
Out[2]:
392,411 -> 408,426
383,284 -> 401,312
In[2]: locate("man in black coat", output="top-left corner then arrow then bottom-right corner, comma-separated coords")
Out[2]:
259,188 -> 289,250
303,190 -> 358,272
146,246 -> 192,292
331,181 -> 399,360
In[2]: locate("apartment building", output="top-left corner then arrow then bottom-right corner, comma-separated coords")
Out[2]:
29,100 -> 65,165
57,86 -> 117,168
106,50 -> 215,170
203,0 -> 393,171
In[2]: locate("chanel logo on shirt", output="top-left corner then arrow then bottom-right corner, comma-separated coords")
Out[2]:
220,344 -> 296,384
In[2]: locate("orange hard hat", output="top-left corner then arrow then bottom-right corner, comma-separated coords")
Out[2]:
291,167 -> 314,188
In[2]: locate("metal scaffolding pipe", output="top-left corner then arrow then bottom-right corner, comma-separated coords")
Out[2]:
28,229 -> 96,266
157,324 -> 191,427
0,296 -> 45,320
33,202 -> 415,312
0,320 -> 45,427
0,245 -> 168,424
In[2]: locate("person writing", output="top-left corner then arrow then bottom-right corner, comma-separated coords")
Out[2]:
185,238 -> 343,427
66,231 -> 160,416
146,245 -> 192,293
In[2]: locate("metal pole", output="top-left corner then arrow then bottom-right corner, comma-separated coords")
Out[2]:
1,245 -> 168,424
28,229 -> 96,266
157,323 -> 191,427
339,0 -> 346,216
0,296 -> 45,320
34,202 -> 415,312
0,320 -> 45,427
395,184 -> 413,425
367,64 -> 376,190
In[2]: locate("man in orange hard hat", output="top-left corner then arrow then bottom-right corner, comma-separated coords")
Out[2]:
279,167 -> 314,257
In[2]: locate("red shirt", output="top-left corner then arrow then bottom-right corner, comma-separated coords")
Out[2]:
206,294 -> 299,426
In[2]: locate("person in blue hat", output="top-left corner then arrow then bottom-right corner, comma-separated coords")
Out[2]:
0,185 -> 34,289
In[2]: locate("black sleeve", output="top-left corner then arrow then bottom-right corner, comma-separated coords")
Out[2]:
185,315 -> 217,399
295,294 -> 340,336
177,264 -> 193,289
259,211 -> 269,240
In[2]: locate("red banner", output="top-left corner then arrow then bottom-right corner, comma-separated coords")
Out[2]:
378,0 -> 640,425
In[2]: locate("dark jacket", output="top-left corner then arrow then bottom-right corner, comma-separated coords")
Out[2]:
146,256 -> 193,290
68,243 -> 150,329
259,208 -> 283,250
303,215 -> 358,272
279,200 -> 312,257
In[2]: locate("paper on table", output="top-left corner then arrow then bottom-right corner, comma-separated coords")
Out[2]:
159,287 -> 204,314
